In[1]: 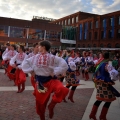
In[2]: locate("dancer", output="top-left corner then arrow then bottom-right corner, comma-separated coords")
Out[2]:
80,51 -> 89,80
63,50 -> 80,103
64,55 -> 80,103
1,43 -> 11,74
22,40 -> 69,120
2,44 -> 17,79
89,52 -> 120,120
74,52 -> 81,76
10,45 -> 27,93
27,43 -> 39,95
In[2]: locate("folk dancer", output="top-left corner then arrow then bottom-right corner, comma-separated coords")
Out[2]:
10,45 -> 27,93
64,60 -> 80,103
1,43 -> 11,74
26,43 -> 39,95
80,51 -> 89,80
89,52 -> 120,120
22,40 -> 69,120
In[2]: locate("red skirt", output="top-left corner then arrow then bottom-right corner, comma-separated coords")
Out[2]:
15,69 -> 26,85
7,65 -> 16,80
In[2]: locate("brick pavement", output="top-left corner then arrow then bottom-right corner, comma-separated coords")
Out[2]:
0,71 -> 94,120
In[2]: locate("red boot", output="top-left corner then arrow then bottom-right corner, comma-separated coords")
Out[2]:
39,114 -> 45,120
99,107 -> 109,120
76,70 -> 80,76
63,98 -> 67,103
17,84 -> 21,93
89,105 -> 98,120
85,72 -> 89,81
20,82 -> 25,93
48,100 -> 57,119
68,90 -> 75,103
82,73 -> 85,78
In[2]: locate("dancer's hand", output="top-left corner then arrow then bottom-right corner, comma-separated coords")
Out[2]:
31,71 -> 35,77
12,64 -> 16,68
50,73 -> 54,77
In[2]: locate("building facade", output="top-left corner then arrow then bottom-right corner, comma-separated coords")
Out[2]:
52,10 -> 120,49
0,11 -> 120,49
0,16 -> 62,47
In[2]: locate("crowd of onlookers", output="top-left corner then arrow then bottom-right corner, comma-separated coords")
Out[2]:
0,44 -> 120,72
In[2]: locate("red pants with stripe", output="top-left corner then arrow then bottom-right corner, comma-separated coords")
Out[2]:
35,79 -> 69,116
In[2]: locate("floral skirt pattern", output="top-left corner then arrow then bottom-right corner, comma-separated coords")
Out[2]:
65,71 -> 80,86
96,81 -> 116,102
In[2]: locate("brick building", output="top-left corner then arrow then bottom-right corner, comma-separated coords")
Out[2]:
0,10 -> 120,49
52,10 -> 120,49
0,16 -> 62,47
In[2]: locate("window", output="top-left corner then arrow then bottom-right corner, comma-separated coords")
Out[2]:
82,44 -> 85,48
10,26 -> 26,38
94,32 -> 98,39
28,28 -> 44,40
84,23 -> 88,40
103,19 -> 104,27
79,24 -> 82,40
100,44 -> 104,48
101,31 -> 104,39
68,19 -> 70,25
93,44 -> 96,47
62,21 -> 63,25
87,44 -> 91,47
78,44 -> 80,47
96,21 -> 98,28
46,31 -> 59,41
110,18 -> 112,26
65,20 -> 66,25
72,18 -> 74,24
110,17 -> 114,26
117,29 -> 120,38
90,22 -> 93,29
76,16 -> 78,22
108,30 -> 112,38
89,32 -> 91,40
119,16 -> 120,25
115,43 -> 120,48
107,43 -> 111,48
0,25 -> 8,37
103,19 -> 106,27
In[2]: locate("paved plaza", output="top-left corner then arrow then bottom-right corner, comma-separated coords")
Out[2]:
0,69 -> 120,120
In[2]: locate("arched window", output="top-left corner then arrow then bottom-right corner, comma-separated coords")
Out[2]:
82,44 -> 85,48
107,43 -> 111,48
115,43 -> 120,48
93,44 -> 96,47
100,43 -> 104,48
87,44 -> 91,47
78,44 -> 80,47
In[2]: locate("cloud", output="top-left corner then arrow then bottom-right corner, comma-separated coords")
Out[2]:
0,0 -> 119,20
91,0 -> 120,14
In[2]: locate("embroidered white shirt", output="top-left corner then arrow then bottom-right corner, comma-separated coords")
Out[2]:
22,53 -> 68,76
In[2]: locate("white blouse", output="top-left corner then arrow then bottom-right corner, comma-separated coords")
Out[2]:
2,50 -> 18,61
10,52 -> 27,69
22,53 -> 68,76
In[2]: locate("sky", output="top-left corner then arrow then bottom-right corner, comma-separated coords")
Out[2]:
0,0 -> 119,20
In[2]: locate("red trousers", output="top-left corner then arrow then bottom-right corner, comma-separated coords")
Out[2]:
31,76 -> 35,88
15,69 -> 26,85
7,65 -> 15,80
35,79 -> 69,115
